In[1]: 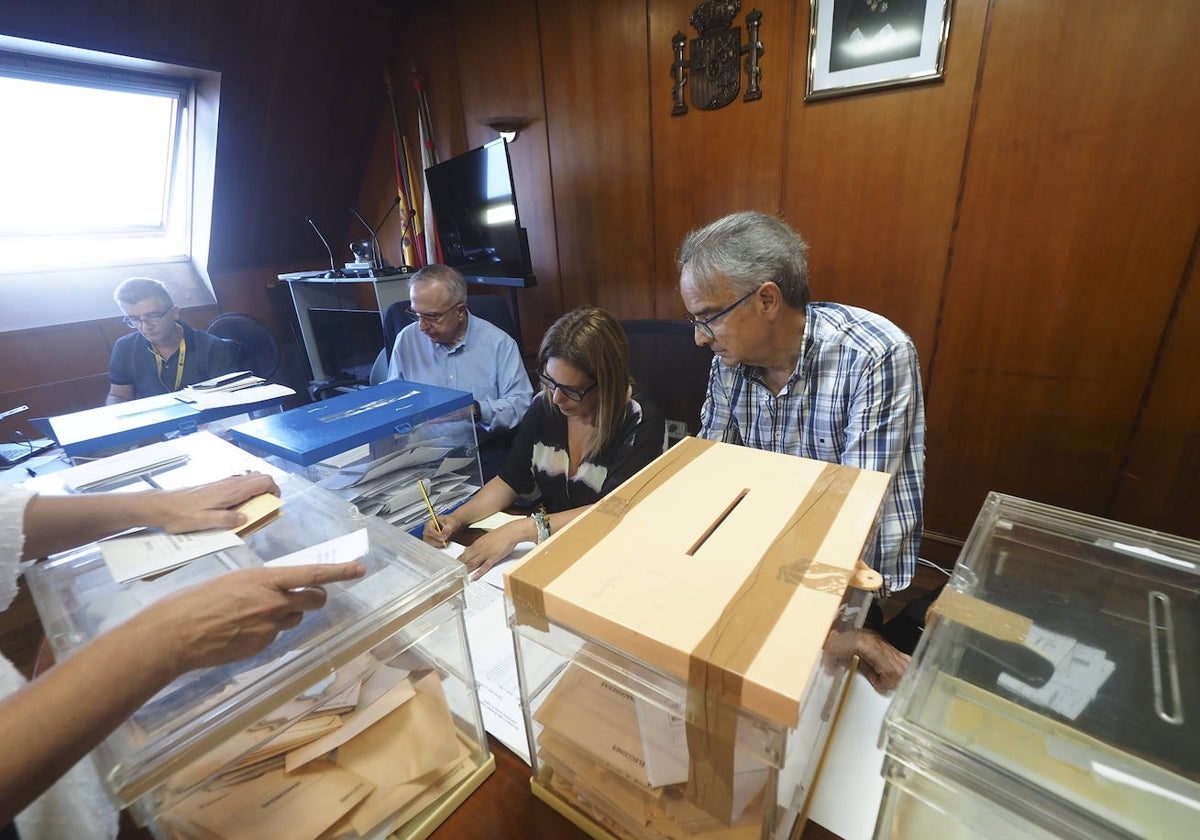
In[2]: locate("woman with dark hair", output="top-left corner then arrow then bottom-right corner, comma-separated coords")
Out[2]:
422,306 -> 665,577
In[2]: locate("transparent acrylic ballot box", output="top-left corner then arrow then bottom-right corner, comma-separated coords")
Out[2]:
24,463 -> 494,839
503,438 -> 892,840
876,493 -> 1200,840
229,380 -> 483,534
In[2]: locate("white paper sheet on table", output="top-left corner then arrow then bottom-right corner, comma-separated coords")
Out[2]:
444,541 -> 537,764
806,671 -> 891,840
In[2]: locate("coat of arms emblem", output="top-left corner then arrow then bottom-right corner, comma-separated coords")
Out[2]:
671,1 -> 764,115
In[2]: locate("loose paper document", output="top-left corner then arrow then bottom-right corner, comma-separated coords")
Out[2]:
265,529 -> 369,568
445,540 -> 538,763
59,441 -> 189,491
806,671 -> 890,840
177,382 -> 294,410
102,528 -> 243,583
997,624 -> 1115,721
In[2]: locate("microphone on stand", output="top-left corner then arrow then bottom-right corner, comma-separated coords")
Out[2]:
350,207 -> 381,271
351,196 -> 401,272
305,216 -> 343,278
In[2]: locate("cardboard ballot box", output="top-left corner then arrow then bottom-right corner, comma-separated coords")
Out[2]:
504,437 -> 891,840
24,456 -> 493,840
875,493 -> 1200,840
229,380 -> 482,534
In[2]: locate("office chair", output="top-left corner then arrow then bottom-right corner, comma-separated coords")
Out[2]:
620,320 -> 713,446
206,312 -> 282,381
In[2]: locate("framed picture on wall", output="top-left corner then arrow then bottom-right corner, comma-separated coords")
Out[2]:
806,0 -> 952,101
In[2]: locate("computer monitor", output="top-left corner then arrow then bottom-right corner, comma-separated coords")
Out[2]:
308,307 -> 385,381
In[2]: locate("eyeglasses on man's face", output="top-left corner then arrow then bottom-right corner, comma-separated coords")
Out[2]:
686,286 -> 760,340
122,307 -> 173,328
537,369 -> 597,402
406,303 -> 464,325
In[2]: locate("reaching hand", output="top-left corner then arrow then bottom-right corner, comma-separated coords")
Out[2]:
458,522 -> 525,581
422,512 -> 463,548
147,472 -> 281,534
826,628 -> 911,693
143,561 -> 366,673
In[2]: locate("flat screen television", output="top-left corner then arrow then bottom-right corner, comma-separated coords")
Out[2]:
424,140 -> 536,288
308,307 -> 385,381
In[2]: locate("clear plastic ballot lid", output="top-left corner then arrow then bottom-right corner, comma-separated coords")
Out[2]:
881,493 -> 1200,839
24,475 -> 466,816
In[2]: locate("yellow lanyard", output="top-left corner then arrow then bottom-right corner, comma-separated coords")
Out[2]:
153,337 -> 187,391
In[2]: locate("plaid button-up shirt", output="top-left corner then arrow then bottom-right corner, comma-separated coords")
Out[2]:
699,302 -> 926,594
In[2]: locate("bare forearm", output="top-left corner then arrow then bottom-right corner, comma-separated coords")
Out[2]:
22,474 -> 279,560
453,477 -> 519,527
544,505 -> 588,537
0,611 -> 181,822
22,492 -> 159,559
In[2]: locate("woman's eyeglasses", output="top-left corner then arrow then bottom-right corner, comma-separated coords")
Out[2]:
537,369 -> 597,402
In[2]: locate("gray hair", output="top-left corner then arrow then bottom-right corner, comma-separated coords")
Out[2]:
114,277 -> 173,309
409,264 -> 467,305
676,211 -> 811,309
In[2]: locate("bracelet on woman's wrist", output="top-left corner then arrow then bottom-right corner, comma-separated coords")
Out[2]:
532,510 -> 550,544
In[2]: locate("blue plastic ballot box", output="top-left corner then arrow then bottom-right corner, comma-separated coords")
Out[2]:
229,381 -> 483,534
47,389 -> 288,458
228,380 -> 473,466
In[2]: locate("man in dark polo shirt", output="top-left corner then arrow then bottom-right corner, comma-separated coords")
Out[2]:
106,277 -> 241,404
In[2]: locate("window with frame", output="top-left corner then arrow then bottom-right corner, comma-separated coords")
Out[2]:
0,49 -> 195,272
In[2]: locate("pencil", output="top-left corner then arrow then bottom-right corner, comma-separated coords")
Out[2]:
418,478 -> 446,547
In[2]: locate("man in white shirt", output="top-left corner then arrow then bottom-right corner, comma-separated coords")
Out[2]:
387,265 -> 533,479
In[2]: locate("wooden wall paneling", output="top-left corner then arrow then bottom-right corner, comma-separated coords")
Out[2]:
538,1 -> 655,319
370,2 -> 470,273
924,1 -> 1200,538
446,0 -> 561,350
781,0 -> 988,369
647,0 -> 796,318
0,325 -> 112,393
1110,235 -> 1200,541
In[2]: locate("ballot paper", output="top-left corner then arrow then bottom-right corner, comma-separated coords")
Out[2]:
166,759 -> 373,840
101,528 -> 243,583
176,382 -> 294,410
286,668 -> 418,771
265,529 -> 369,568
335,671 -> 462,834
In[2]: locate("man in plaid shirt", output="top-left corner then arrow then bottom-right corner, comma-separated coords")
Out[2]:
677,211 -> 926,598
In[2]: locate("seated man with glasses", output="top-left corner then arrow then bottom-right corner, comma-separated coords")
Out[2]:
420,306 -> 665,579
386,264 -> 533,480
678,211 -> 926,690
679,212 -> 925,591
106,277 -> 241,404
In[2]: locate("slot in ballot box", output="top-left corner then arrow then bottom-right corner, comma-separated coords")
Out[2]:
23,434 -> 494,840
503,437 -> 891,840
875,493 -> 1200,840
228,380 -> 482,534
47,387 -> 290,457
